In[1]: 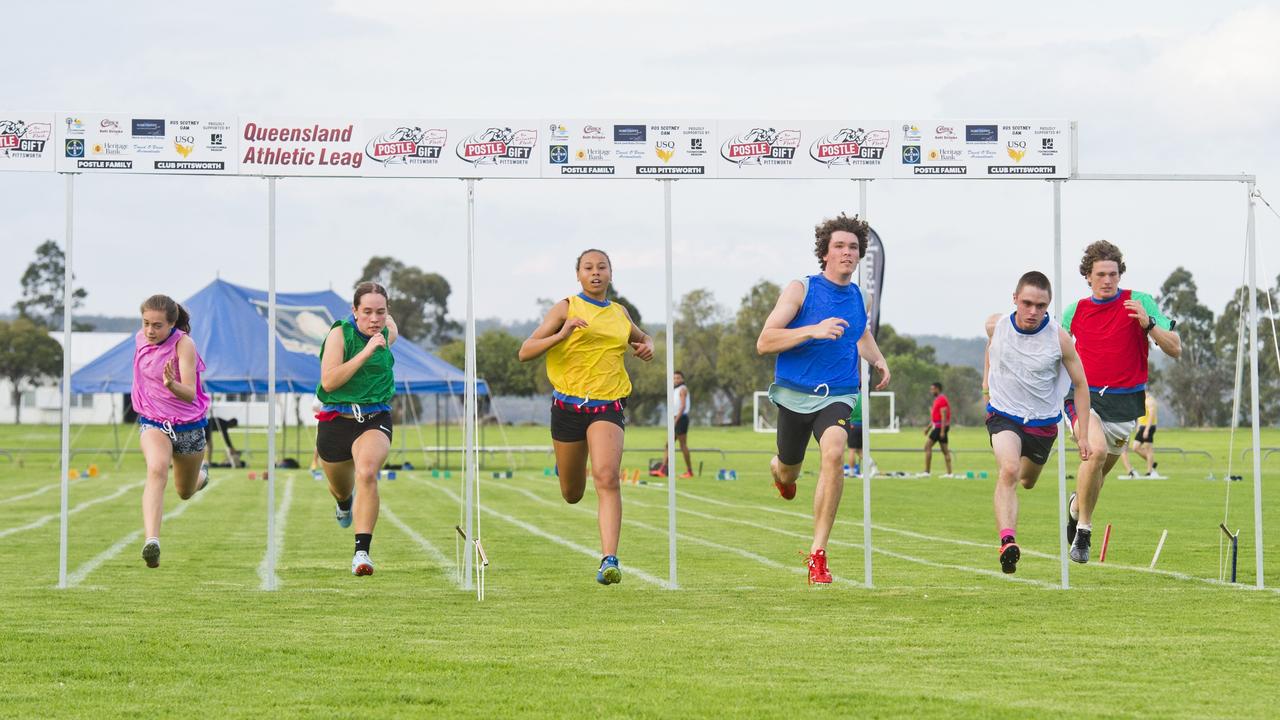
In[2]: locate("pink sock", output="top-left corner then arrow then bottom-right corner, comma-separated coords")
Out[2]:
1000,527 -> 1016,541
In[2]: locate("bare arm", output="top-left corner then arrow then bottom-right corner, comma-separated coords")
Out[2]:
620,305 -> 655,362
320,326 -> 384,393
982,314 -> 999,399
756,280 -> 848,355
162,336 -> 199,404
1149,324 -> 1181,359
856,326 -> 891,390
1060,328 -> 1093,461
518,300 -> 576,362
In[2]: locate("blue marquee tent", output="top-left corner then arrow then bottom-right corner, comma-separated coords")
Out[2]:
71,279 -> 487,396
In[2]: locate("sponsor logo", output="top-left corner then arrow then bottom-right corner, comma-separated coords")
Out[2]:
988,165 -> 1056,175
98,119 -> 122,134
174,135 -> 195,158
155,160 -> 224,171
456,127 -> 537,165
837,418 -> 847,426
902,124 -> 922,141
1006,141 -> 1026,163
1001,124 -> 1030,137
901,145 -> 921,164
210,133 -> 224,147
720,128 -> 800,165
967,148 -> 996,160
65,117 -> 85,134
549,145 -> 568,164
366,127 -> 447,165
966,124 -> 997,143
560,166 -> 615,175
913,166 -> 966,175
0,120 -> 48,157
132,119 -> 165,137
690,138 -> 703,152
582,125 -> 604,138
928,148 -> 963,162
934,125 -> 957,140
635,165 -> 705,175
64,138 -> 84,158
809,128 -> 890,165
614,124 -> 646,143
655,140 -> 676,163
616,148 -> 645,160
92,141 -> 128,156
76,159 -> 132,169
548,123 -> 569,140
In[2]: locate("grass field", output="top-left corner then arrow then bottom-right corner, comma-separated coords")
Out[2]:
1,423 -> 1278,718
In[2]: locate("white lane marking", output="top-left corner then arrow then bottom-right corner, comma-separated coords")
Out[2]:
382,504 -> 458,586
420,478 -> 667,588
258,478 -> 295,590
0,481 -> 143,539
67,480 -> 218,587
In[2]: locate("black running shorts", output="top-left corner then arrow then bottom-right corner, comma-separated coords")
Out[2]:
776,402 -> 853,466
316,412 -> 393,463
675,415 -> 690,437
985,413 -> 1058,466
928,425 -> 950,444
846,424 -> 864,450
1134,426 -> 1157,444
550,400 -> 626,443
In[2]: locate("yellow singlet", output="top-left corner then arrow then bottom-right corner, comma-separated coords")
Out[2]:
1138,396 -> 1158,426
545,294 -> 633,402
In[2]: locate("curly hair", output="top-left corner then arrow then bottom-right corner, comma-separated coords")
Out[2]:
813,213 -> 869,269
1079,240 -> 1126,277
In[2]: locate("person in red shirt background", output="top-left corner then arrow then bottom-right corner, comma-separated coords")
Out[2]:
924,381 -> 954,477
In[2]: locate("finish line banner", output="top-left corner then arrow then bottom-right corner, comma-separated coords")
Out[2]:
17,113 -> 1073,179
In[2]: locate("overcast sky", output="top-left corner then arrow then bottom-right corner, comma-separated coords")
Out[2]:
2,1 -> 1277,337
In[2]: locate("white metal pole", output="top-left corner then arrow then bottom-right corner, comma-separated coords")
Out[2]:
1053,179 -> 1070,590
664,179 -> 677,590
265,177 -> 278,591
859,179 -> 872,588
57,173 -> 75,589
462,179 -> 476,590
1245,181 -> 1265,589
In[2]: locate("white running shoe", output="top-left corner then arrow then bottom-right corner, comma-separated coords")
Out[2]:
351,551 -> 374,576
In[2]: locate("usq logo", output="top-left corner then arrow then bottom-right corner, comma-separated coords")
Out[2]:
1006,141 -> 1026,163
654,140 -> 676,163
174,135 -> 195,158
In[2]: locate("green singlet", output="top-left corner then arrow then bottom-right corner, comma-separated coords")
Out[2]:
315,320 -> 395,406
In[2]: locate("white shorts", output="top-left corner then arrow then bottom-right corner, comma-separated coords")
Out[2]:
1071,409 -> 1136,456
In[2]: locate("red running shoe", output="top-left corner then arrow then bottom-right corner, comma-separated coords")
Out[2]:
807,548 -> 832,584
774,478 -> 797,501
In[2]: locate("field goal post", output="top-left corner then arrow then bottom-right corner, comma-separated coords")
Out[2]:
753,390 -> 899,433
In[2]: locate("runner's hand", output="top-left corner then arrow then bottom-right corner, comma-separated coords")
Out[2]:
162,360 -> 176,390
363,332 -> 386,355
811,317 -> 848,340
871,359 -> 890,390
1123,299 -> 1149,326
631,337 -> 655,361
1078,437 -> 1093,462
560,316 -> 589,339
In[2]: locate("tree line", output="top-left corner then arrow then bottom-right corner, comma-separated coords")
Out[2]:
5,241 -> 1276,428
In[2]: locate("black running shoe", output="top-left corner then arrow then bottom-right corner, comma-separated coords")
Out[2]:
999,541 -> 1021,574
1066,491 -> 1079,544
1070,528 -> 1091,564
142,539 -> 161,569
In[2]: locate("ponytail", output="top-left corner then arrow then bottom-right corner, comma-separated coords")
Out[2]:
140,294 -> 190,333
